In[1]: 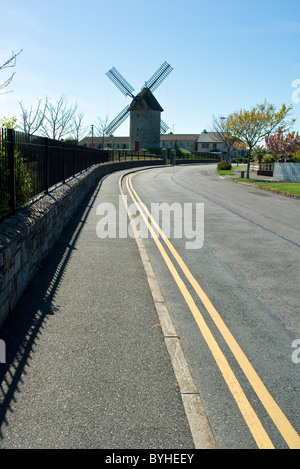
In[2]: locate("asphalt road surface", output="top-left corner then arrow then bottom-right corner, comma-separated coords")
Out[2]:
0,163 -> 299,450
120,163 -> 300,449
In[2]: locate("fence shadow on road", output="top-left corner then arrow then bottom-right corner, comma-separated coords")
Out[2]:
0,176 -> 105,439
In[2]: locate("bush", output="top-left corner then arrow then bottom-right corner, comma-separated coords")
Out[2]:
252,146 -> 268,163
217,160 -> 232,170
262,153 -> 276,163
292,150 -> 300,162
233,156 -> 248,164
176,148 -> 192,158
147,148 -> 162,156
0,147 -> 32,213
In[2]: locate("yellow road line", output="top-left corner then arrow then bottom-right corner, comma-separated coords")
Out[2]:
125,170 -> 300,449
124,173 -> 274,449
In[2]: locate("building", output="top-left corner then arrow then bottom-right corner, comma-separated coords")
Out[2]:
80,134 -> 200,151
160,134 -> 199,151
80,130 -> 246,159
129,87 -> 163,151
197,130 -> 246,158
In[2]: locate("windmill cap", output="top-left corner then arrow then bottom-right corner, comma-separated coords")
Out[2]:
129,88 -> 163,112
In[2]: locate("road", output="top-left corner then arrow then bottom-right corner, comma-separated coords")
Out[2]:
0,162 -> 299,450
120,163 -> 300,449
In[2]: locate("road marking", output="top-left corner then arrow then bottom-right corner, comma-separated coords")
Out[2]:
118,172 -> 216,449
125,169 -> 300,449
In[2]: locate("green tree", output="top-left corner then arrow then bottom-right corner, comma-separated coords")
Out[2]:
226,101 -> 295,178
0,117 -> 32,212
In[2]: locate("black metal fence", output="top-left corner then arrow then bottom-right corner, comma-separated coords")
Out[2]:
0,128 -> 111,217
0,128 -> 220,219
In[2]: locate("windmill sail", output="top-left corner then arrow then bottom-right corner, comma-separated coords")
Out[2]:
160,119 -> 169,134
106,67 -> 135,98
105,62 -> 173,147
144,62 -> 173,92
105,105 -> 130,135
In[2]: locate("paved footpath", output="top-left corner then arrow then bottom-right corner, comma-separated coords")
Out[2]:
0,169 -> 196,449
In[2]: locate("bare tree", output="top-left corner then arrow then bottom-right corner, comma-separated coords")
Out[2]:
40,95 -> 78,140
18,97 -> 49,136
0,49 -> 23,93
95,116 -> 109,149
210,115 -> 238,161
70,111 -> 88,142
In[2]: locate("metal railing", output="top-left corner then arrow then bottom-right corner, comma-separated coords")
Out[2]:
0,128 -> 111,217
0,131 -> 221,219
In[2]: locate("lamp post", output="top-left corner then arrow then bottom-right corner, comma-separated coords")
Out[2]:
220,116 -> 229,161
91,124 -> 94,148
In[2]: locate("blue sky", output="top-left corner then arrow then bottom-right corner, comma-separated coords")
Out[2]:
1,0 -> 300,138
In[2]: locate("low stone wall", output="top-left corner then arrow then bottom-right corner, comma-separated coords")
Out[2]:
273,162 -> 300,181
0,160 -> 162,329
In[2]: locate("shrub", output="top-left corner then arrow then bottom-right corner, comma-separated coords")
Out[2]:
233,156 -> 248,164
252,146 -> 268,163
292,150 -> 300,162
262,153 -> 276,163
176,148 -> 192,158
0,147 -> 33,213
217,160 -> 232,170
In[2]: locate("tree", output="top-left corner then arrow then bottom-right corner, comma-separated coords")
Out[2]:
210,115 -> 238,161
40,95 -> 78,140
0,117 -> 32,212
226,101 -> 295,178
265,128 -> 300,158
18,97 -> 49,136
95,116 -> 109,149
0,50 -> 23,93
69,111 -> 88,143
0,116 -> 18,129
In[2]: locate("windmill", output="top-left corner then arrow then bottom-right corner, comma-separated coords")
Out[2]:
105,61 -> 173,151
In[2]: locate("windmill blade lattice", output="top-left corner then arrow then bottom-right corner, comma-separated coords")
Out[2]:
143,62 -> 173,92
160,120 -> 169,134
105,62 -> 173,139
106,67 -> 135,98
105,105 -> 130,135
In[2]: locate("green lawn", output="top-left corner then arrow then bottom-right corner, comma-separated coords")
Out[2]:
232,177 -> 269,183
217,169 -> 235,175
254,183 -> 300,198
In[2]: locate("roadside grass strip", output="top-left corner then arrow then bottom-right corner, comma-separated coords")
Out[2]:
217,170 -> 235,175
253,183 -> 300,198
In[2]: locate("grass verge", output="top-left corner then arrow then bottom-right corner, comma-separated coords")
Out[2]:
217,169 -> 235,175
232,177 -> 269,183
253,183 -> 300,198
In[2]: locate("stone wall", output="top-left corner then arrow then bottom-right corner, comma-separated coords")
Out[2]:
130,110 -> 161,150
0,160 -> 162,329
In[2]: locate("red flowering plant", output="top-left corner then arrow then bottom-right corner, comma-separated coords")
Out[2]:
265,128 -> 300,160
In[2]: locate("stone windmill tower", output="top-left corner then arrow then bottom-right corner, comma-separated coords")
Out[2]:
105,62 -> 173,150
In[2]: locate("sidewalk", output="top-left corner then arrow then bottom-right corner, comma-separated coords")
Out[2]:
0,170 -> 196,449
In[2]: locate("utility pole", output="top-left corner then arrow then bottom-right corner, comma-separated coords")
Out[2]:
91,124 -> 94,148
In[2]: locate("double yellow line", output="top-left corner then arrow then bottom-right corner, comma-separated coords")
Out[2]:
122,169 -> 300,449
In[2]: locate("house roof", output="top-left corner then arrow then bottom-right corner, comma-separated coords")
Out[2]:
129,88 -> 163,112
197,131 -> 223,143
80,136 -> 130,144
80,134 -> 200,144
161,134 -> 200,141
